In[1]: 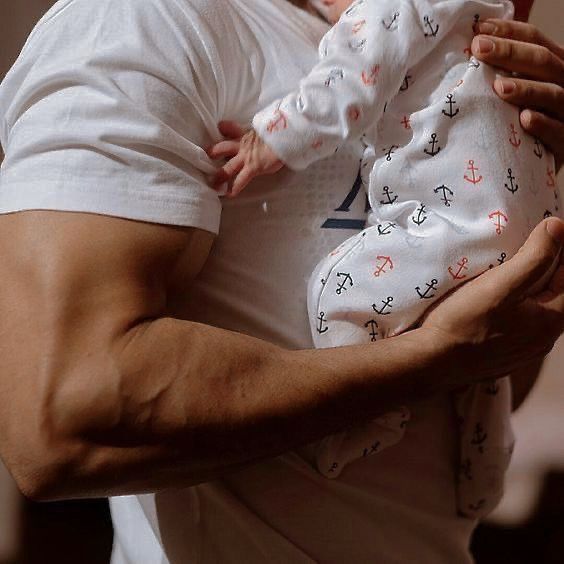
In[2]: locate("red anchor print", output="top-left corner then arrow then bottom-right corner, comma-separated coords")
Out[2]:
509,123 -> 521,148
401,115 -> 411,129
352,20 -> 366,34
373,255 -> 394,277
488,210 -> 509,235
266,109 -> 288,134
348,106 -> 361,122
454,79 -> 464,89
464,160 -> 483,185
448,257 -> 469,280
329,240 -> 349,256
509,124 -> 521,149
362,65 -> 381,86
547,166 -> 556,188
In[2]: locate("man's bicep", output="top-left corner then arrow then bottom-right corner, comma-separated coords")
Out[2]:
0,209 -> 213,338
0,209 -> 213,491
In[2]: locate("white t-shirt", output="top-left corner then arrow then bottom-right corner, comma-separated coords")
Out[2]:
0,0 -> 477,561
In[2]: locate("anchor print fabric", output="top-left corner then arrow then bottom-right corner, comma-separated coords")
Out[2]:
254,0 -> 562,519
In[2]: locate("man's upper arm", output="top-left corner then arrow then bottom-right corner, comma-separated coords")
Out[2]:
0,0 -> 224,495
0,209 -> 213,497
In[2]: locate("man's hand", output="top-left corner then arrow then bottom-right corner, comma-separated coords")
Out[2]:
472,19 -> 564,171
422,218 -> 564,386
208,121 -> 284,197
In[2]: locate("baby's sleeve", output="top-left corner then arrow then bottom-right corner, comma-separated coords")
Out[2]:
253,0 -> 503,171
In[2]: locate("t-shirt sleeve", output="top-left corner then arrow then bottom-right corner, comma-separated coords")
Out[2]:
0,0 -> 224,233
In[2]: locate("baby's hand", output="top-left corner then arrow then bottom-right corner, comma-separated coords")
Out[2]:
208,121 -> 284,197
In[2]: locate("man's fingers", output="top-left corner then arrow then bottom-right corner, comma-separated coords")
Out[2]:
471,35 -> 564,86
474,19 -> 564,60
474,19 -> 564,172
493,218 -> 564,304
493,78 -> 564,121
519,110 -> 564,170
218,121 -> 247,140
213,156 -> 244,188
544,262 -> 564,296
532,271 -> 564,338
207,140 -> 241,160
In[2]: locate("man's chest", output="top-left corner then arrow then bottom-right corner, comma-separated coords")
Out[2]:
176,143 -> 367,349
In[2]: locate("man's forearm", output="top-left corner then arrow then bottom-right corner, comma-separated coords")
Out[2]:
44,318 -> 457,500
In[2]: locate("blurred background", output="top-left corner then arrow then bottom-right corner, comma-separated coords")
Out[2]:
0,1 -> 563,563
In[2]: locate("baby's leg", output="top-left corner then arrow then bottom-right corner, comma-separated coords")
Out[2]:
309,223 -> 449,477
309,221 -> 473,351
308,213 -> 517,479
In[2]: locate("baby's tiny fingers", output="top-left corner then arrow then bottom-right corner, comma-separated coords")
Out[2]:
228,166 -> 257,198
213,156 -> 244,188
207,140 -> 241,160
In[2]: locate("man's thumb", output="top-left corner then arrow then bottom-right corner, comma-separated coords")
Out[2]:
546,217 -> 564,245
502,218 -> 564,300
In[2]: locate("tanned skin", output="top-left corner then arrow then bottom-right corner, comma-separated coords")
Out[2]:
0,6 -> 562,502
0,208 -> 562,501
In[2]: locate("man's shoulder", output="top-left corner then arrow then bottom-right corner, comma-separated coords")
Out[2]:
32,0 -> 235,42
7,0 -> 239,77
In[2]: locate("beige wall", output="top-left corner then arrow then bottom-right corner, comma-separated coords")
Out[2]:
0,1 -> 55,79
530,0 -> 563,43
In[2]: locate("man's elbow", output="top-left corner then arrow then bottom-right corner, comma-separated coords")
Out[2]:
2,424 -> 87,502
0,363 -> 109,502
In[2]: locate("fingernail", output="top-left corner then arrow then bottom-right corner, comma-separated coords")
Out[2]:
520,109 -> 533,128
546,219 -> 564,245
496,78 -> 515,95
477,37 -> 495,54
477,22 -> 496,34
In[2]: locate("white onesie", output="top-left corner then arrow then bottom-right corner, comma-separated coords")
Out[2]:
253,0 -> 561,518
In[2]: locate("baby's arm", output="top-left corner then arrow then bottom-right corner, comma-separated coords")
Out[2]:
212,0 -> 496,194
211,128 -> 284,197
253,0 -> 440,170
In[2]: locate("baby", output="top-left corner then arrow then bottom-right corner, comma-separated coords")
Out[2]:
211,0 -> 560,518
